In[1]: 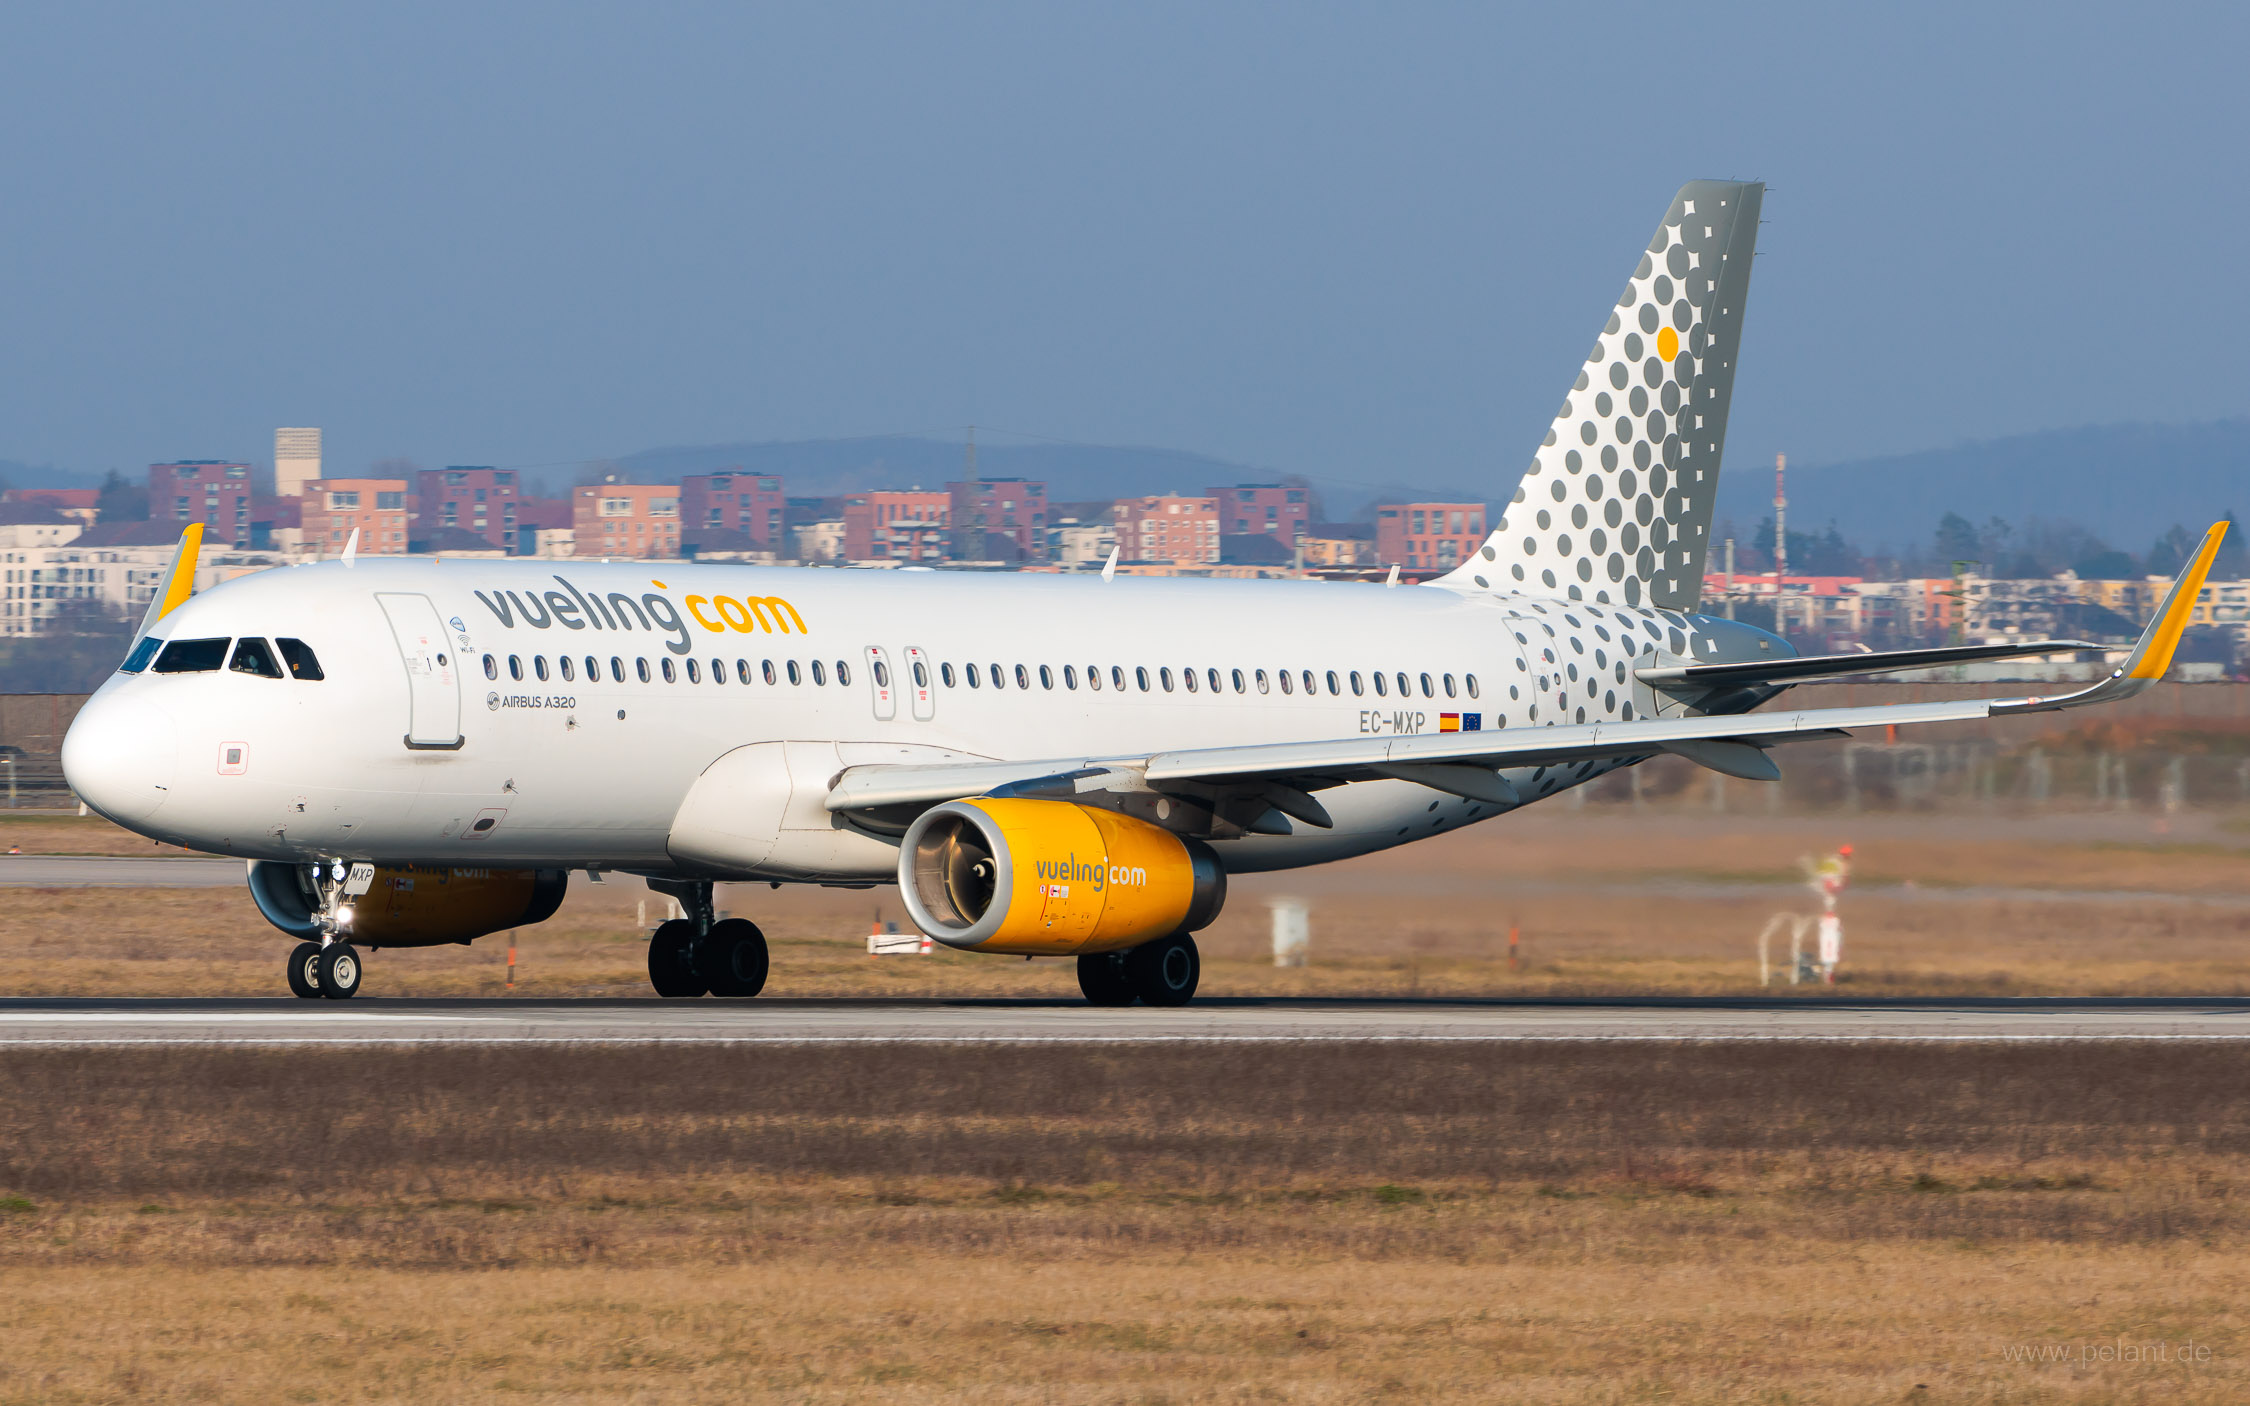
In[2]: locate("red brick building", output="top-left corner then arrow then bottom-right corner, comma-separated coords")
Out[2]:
843,491 -> 952,562
1375,502 -> 1486,572
302,479 -> 410,554
948,478 -> 1046,560
150,462 -> 256,548
1116,495 -> 1220,565
573,484 -> 681,558
679,471 -> 786,549
412,467 -> 520,549
1207,483 -> 1309,548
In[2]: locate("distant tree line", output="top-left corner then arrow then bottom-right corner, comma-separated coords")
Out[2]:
1715,510 -> 2246,583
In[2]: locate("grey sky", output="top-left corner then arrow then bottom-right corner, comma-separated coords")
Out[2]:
2,2 -> 2243,494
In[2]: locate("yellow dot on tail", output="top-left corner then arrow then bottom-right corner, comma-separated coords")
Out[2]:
1657,327 -> 1681,361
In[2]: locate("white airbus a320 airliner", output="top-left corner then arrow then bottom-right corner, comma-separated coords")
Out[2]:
62,181 -> 2225,1005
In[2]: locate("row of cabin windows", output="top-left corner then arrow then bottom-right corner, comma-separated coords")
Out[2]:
482,650 -> 1477,702
942,662 -> 1478,700
485,652 -> 857,688
122,636 -> 325,679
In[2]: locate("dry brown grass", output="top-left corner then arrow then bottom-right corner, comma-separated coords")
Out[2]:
6,808 -> 2250,998
4,1043 -> 2249,1402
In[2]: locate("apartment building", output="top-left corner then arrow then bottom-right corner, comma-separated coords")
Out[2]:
680,471 -> 786,550
150,461 -> 256,548
1208,484 -> 1309,548
948,478 -> 1047,560
573,484 -> 682,559
1116,495 -> 1220,565
301,479 -> 411,554
843,491 -> 952,561
413,467 -> 520,549
1374,502 -> 1486,572
1300,525 -> 1374,567
0,544 -> 281,636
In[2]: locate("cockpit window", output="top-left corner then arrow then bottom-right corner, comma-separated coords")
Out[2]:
276,638 -> 325,681
229,638 -> 284,679
120,637 -> 162,674
151,638 -> 231,673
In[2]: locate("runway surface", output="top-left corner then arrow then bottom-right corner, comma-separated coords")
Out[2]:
5,996 -> 2250,1044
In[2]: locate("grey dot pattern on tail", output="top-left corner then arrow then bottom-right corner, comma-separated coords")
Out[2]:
1443,181 -> 1762,611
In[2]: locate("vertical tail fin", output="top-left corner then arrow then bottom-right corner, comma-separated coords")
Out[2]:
1438,180 -> 1762,609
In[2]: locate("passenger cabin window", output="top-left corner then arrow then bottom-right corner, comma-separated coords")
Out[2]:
121,637 -> 162,673
662,658 -> 677,683
941,663 -> 957,688
152,638 -> 230,673
535,656 -> 550,682
228,638 -> 284,679
508,655 -> 524,682
278,639 -> 326,681
685,659 -> 699,683
483,654 -> 498,680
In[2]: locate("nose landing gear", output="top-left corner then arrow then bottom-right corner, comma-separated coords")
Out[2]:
644,881 -> 769,999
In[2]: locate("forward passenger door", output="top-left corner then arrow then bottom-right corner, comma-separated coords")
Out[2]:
375,592 -> 462,750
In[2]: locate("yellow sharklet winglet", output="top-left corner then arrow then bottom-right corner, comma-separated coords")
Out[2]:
129,523 -> 204,646
2124,519 -> 2227,681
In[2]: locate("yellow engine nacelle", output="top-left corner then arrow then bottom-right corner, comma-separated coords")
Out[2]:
248,861 -> 568,949
898,799 -> 1226,955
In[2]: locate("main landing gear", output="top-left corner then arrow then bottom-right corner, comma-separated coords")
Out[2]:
1077,932 -> 1200,1007
645,880 -> 769,999
285,939 -> 363,1000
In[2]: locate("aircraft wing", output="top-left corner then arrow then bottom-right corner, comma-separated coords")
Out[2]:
826,521 -> 2228,824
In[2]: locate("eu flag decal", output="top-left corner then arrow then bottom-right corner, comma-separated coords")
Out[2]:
1462,713 -> 1481,731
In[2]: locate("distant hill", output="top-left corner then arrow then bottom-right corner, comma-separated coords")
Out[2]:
610,436 -> 1496,523
0,461 -> 104,493
616,437 -> 1258,503
1712,420 -> 2250,554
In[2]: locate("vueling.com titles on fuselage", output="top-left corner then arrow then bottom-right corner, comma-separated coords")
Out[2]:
474,576 -> 808,656
1033,854 -> 1148,892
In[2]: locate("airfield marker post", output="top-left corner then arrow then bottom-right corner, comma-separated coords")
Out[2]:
1270,899 -> 1309,968
506,934 -> 516,991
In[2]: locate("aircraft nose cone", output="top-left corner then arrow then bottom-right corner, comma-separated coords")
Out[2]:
62,690 -> 178,826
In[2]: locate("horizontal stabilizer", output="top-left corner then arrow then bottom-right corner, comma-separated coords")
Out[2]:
1638,639 -> 2101,692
